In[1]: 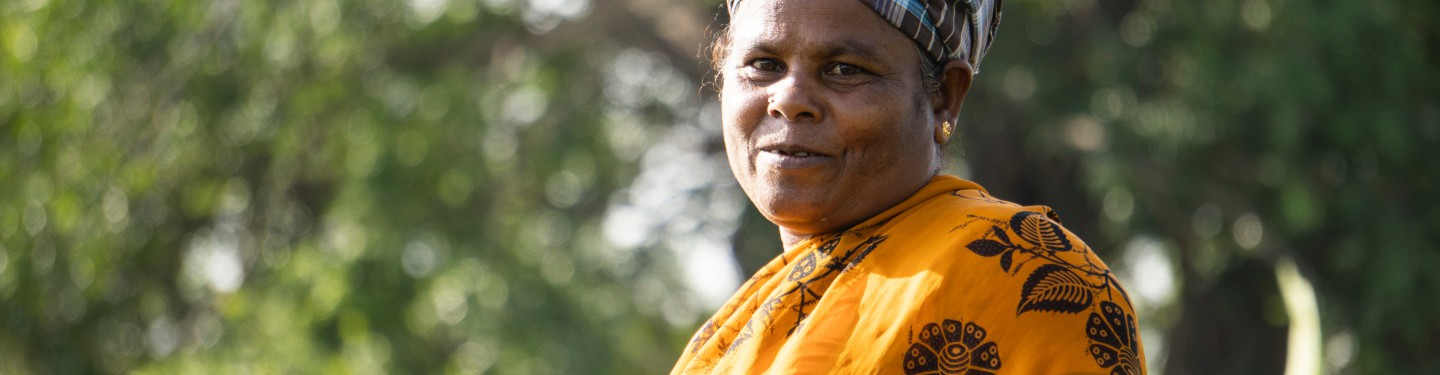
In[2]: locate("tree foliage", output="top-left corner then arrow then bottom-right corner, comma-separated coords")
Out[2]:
962,0 -> 1440,373
1,0 -> 711,372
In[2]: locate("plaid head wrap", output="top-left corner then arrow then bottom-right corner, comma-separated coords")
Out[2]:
726,0 -> 1003,73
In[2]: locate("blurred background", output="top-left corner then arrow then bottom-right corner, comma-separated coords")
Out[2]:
1,0 -> 1436,373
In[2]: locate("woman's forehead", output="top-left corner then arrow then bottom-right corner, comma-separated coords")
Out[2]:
727,0 -> 1004,73
728,0 -> 909,56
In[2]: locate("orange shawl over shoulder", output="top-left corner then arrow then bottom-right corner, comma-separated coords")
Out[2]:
673,175 -> 1145,374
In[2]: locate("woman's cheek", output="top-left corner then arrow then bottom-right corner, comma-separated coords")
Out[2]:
723,90 -> 765,131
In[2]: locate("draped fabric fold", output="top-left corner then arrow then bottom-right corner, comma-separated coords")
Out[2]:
673,175 -> 1146,374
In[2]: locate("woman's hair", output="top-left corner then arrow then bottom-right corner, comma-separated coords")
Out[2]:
708,25 -> 945,96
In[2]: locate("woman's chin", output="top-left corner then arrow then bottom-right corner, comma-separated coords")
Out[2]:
755,198 -> 842,235
742,173 -> 855,233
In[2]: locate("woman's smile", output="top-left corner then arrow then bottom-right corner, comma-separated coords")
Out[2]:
757,149 -> 829,169
756,140 -> 833,170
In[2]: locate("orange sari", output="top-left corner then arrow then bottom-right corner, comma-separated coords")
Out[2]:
673,175 -> 1145,374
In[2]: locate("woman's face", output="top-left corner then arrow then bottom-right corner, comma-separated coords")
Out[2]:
722,0 -> 943,243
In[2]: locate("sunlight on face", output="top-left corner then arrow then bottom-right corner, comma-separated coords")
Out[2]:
721,0 -> 941,244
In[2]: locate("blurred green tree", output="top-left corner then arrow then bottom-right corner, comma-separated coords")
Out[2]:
958,0 -> 1440,373
0,0 -> 725,372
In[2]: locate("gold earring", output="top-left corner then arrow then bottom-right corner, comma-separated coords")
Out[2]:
942,121 -> 953,140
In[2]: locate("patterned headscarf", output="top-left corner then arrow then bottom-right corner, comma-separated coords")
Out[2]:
726,0 -> 1003,73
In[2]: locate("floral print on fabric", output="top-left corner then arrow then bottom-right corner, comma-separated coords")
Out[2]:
1087,301 -> 1141,375
672,177 -> 1144,374
959,210 -> 1139,374
715,233 -> 889,358
902,319 -> 1002,375
960,211 -> 1131,315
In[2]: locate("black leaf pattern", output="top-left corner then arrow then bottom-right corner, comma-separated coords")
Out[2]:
1009,211 -> 1073,253
947,206 -> 1141,373
991,225 -> 1013,246
965,239 -> 1007,257
1017,264 -> 1093,314
843,235 -> 887,271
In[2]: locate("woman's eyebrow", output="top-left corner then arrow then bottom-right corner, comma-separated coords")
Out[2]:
822,39 -> 885,61
727,40 -> 779,60
737,38 -> 886,62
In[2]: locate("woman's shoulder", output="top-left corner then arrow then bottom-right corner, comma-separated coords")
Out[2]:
853,184 -> 1146,374
958,190 -> 1098,252
890,191 -> 1144,371
889,187 -> 1114,280
913,187 -> 1074,241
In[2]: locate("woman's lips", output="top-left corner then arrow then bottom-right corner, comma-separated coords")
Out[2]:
757,148 -> 831,170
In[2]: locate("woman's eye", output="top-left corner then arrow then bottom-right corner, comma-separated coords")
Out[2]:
750,59 -> 781,72
827,63 -> 863,76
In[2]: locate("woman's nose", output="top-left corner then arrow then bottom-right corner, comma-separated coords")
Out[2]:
766,74 -> 823,123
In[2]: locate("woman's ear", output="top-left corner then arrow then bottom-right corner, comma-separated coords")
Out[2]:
931,59 -> 974,144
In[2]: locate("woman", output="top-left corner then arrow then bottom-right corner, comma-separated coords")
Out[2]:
672,0 -> 1147,373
